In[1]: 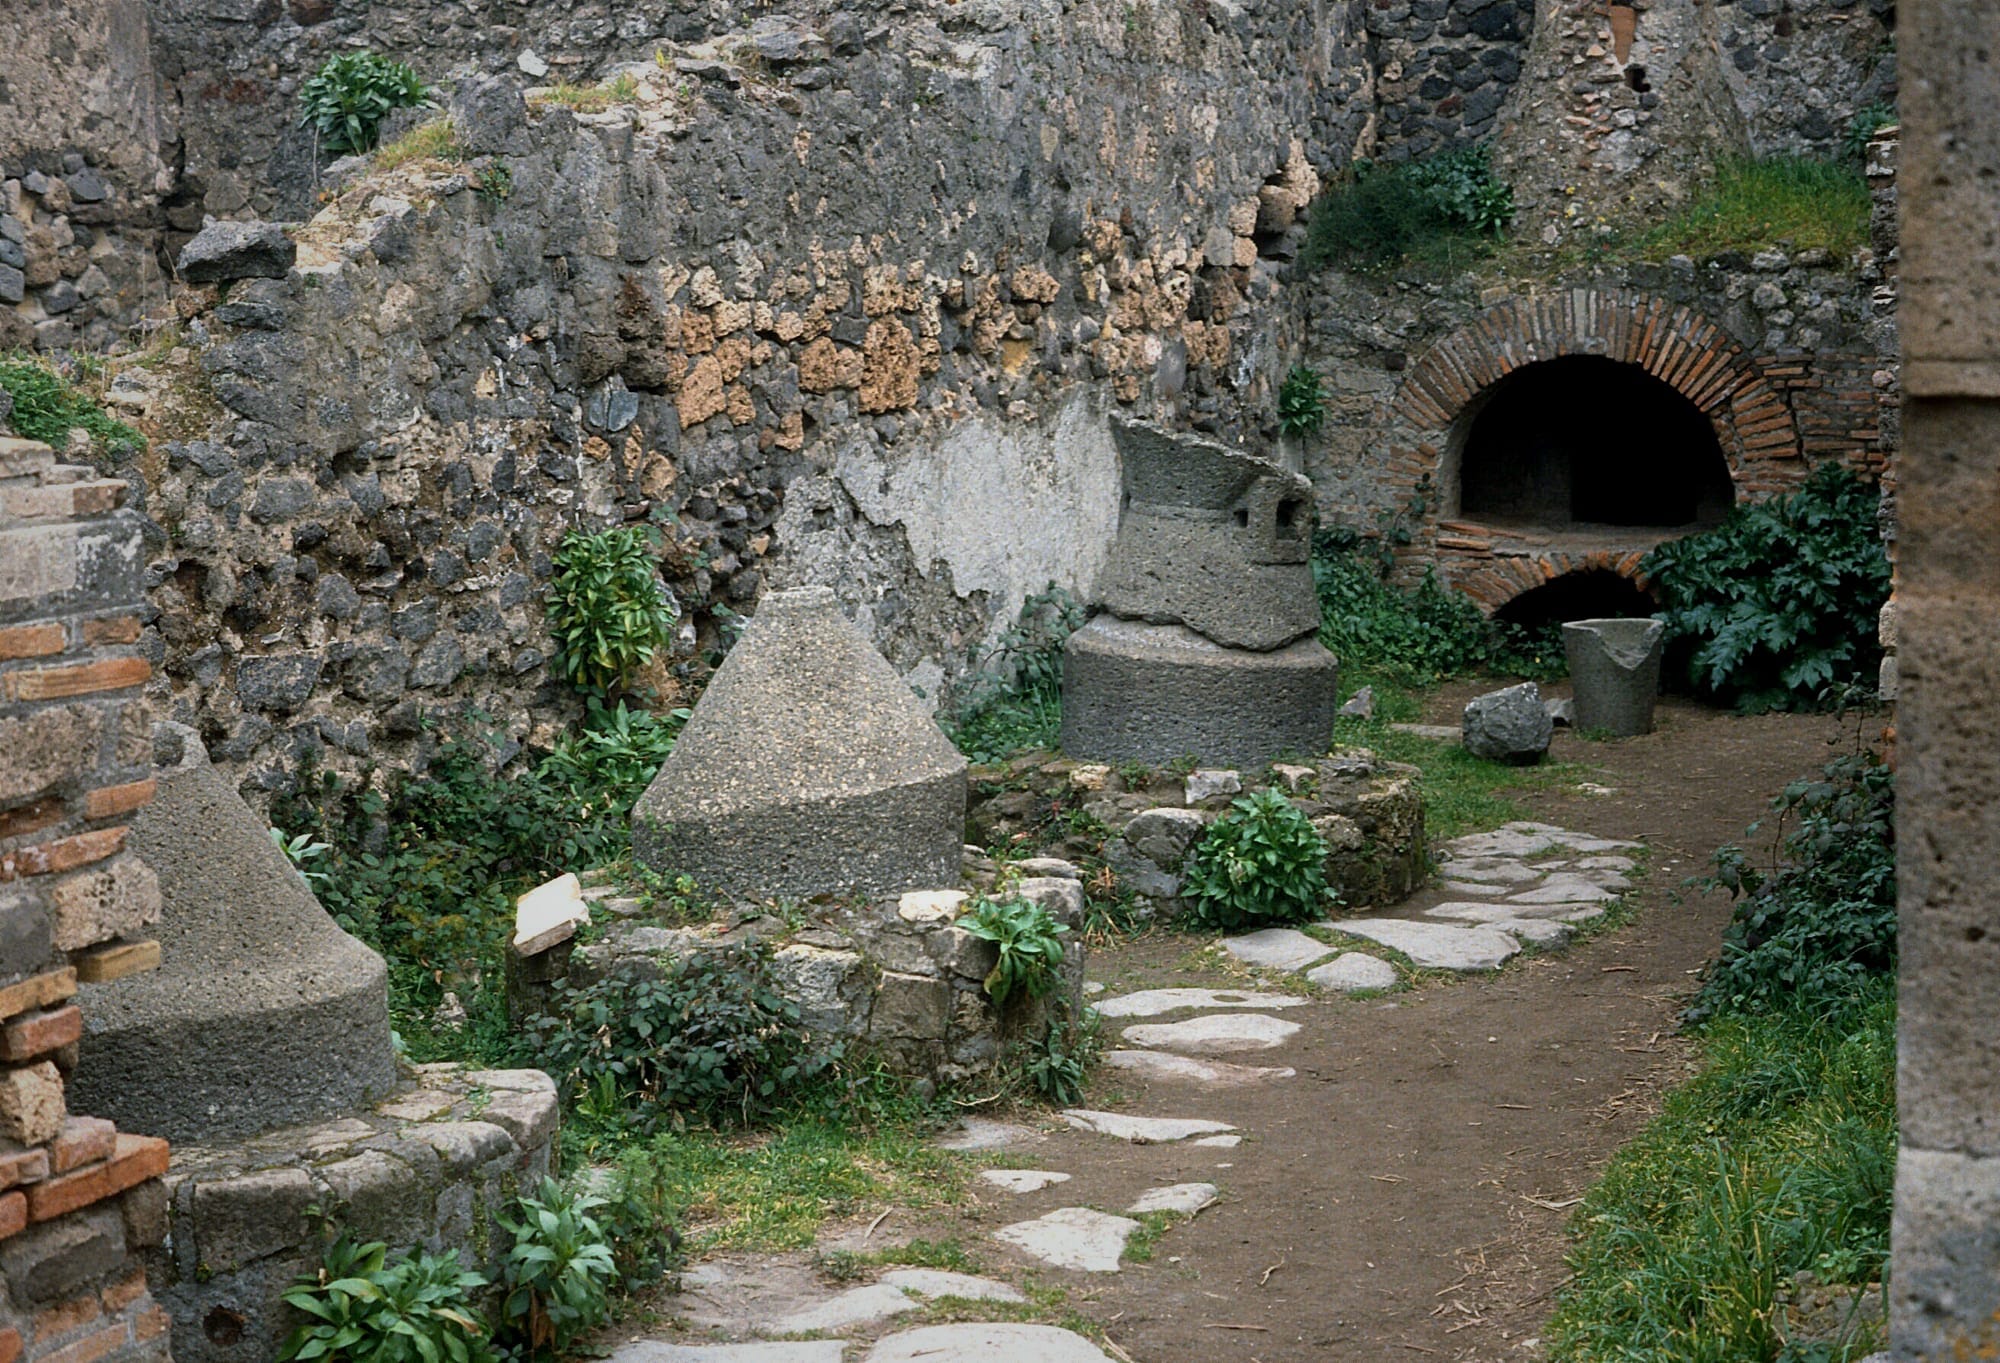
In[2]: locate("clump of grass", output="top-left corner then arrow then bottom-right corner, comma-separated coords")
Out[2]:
372,118 -> 465,171
535,73 -> 641,113
1637,157 -> 1870,262
1549,983 -> 1894,1363
1300,143 -> 1515,273
0,353 -> 143,456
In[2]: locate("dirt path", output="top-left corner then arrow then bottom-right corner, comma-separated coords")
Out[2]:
1006,701 -> 1850,1362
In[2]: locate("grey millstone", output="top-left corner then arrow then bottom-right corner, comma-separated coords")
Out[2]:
1092,986 -> 1307,1019
993,1207 -> 1141,1272
1094,418 -> 1321,650
71,724 -> 397,1143
177,219 -> 297,282
1562,618 -> 1665,737
1061,616 -> 1338,769
980,1169 -> 1072,1192
1127,1182 -> 1219,1215
867,1323 -> 1116,1362
611,1345 -> 849,1363
633,587 -> 966,900
1462,683 -> 1553,764
1304,952 -> 1399,992
1100,1049 -> 1296,1085
1327,918 -> 1523,971
1120,1013 -> 1301,1053
1060,1109 -> 1237,1142
1222,927 -> 1335,972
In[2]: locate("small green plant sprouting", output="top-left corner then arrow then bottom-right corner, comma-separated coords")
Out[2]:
278,1236 -> 495,1363
945,585 -> 1086,762
268,827 -> 334,888
1023,1001 -> 1097,1105
536,74 -> 641,113
496,1179 -> 618,1358
545,525 -> 679,694
955,895 -> 1070,1007
1841,101 -> 1897,163
1180,788 -> 1331,931
1277,365 -> 1327,438
537,696 -> 691,819
474,163 -> 513,202
299,51 -> 431,157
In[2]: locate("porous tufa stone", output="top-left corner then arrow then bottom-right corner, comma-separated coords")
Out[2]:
632,587 -> 966,900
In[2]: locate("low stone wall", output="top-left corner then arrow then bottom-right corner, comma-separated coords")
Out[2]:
147,1064 -> 558,1363
575,876 -> 1089,1088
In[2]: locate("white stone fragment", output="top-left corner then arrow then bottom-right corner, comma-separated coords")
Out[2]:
514,873 -> 589,955
1304,952 -> 1399,992
1120,1013 -> 1302,1054
1192,1134 -> 1242,1147
1099,1050 -> 1295,1085
993,1207 -> 1140,1273
979,1169 -> 1072,1193
1126,1182 -> 1218,1215
1060,1110 -> 1236,1143
878,1269 -> 1026,1304
897,888 -> 968,922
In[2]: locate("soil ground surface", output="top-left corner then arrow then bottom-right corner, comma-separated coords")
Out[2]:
622,696 -> 1855,1362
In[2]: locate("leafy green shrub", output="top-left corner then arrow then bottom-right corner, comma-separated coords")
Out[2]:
546,526 -> 680,694
1181,789 -> 1330,930
592,1153 -> 684,1290
946,586 -> 1086,762
0,355 -> 142,456
1692,751 -> 1895,1023
1314,528 -> 1564,686
1301,143 -> 1514,271
300,51 -> 431,156
523,950 -> 838,1128
280,1237 -> 495,1363
1642,464 -> 1889,712
537,697 -> 690,819
1277,365 -> 1327,438
1635,157 -> 1870,262
955,895 -> 1070,1006
496,1179 -> 617,1359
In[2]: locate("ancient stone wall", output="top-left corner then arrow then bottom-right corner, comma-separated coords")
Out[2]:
0,434 -> 174,1363
107,0 -> 1369,791
1363,0 -> 1535,160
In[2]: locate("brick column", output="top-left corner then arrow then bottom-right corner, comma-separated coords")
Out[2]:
1893,3 -> 2000,1358
0,435 -> 171,1363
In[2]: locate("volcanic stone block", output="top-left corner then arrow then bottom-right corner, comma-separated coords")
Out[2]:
175,220 -> 295,283
1462,682 -> 1553,764
68,723 -> 397,1144
1060,616 -> 1339,769
1562,617 -> 1664,736
632,586 -> 966,900
1093,418 -> 1321,651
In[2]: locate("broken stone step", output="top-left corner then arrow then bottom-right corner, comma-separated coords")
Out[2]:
1120,1012 -> 1302,1054
1099,1049 -> 1295,1085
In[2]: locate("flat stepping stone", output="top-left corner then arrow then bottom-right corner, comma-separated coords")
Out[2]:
611,1345 -> 848,1362
980,1169 -> 1072,1193
1434,858 -> 1543,884
1510,877 -> 1617,904
1571,854 -> 1636,871
879,1269 -> 1025,1304
1438,879 -> 1515,898
866,1323 -> 1115,1362
1495,919 -> 1572,946
1100,1049 -> 1295,1085
1305,952 -> 1399,992
1092,987 -> 1306,1019
1193,1133 -> 1242,1147
1126,1182 -> 1219,1215
1443,829 -> 1565,859
764,1284 -> 919,1335
1328,919 -> 1522,972
1061,1110 -> 1236,1143
1121,1013 -> 1301,1054
993,1207 -> 1140,1272
935,1118 -> 1036,1150
1427,900 -> 1605,924
1221,927 -> 1335,972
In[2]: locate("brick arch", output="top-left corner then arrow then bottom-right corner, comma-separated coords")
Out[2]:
1383,289 -> 1806,614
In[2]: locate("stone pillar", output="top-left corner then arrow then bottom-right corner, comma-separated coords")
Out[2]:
1891,5 -> 2000,1357
0,434 -> 173,1363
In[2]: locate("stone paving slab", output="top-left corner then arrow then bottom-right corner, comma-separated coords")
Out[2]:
1126,1182 -> 1219,1215
1221,927 -> 1336,972
1327,919 -> 1522,971
1092,987 -> 1307,1019
1426,901 -> 1602,923
993,1206 -> 1140,1272
1192,1133 -> 1242,1147
979,1169 -> 1071,1193
1099,1049 -> 1296,1085
1509,878 -> 1617,904
1304,953 -> 1399,991
1061,1110 -> 1237,1142
865,1323 -> 1115,1362
611,1343 -> 848,1362
1496,919 -> 1571,946
934,1118 -> 1039,1150
1120,1013 -> 1302,1053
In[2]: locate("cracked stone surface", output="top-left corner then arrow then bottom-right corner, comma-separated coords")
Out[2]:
1425,901 -> 1604,924
611,1345 -> 849,1362
1305,952 -> 1400,991
1121,1012 -> 1302,1053
980,1169 -> 1072,1193
1192,1133 -> 1242,1147
1126,1182 -> 1219,1215
865,1323 -> 1116,1362
1328,919 -> 1523,971
1092,987 -> 1307,1019
1061,1110 -> 1237,1142
1221,927 -> 1335,972
993,1207 -> 1141,1272
1099,1049 -> 1296,1085
934,1118 -> 1039,1150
